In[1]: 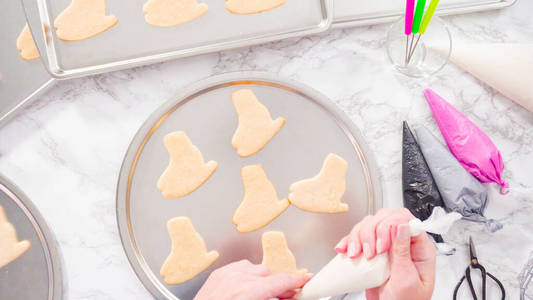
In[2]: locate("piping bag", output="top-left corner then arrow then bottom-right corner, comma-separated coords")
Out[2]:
413,124 -> 502,232
424,89 -> 509,193
299,207 -> 461,300
402,121 -> 446,243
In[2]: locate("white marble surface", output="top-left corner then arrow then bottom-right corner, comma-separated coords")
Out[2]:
1,1 -> 533,299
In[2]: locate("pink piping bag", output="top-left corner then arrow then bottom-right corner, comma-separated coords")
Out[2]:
424,89 -> 509,194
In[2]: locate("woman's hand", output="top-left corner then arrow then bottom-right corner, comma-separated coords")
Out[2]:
335,208 -> 436,300
194,259 -> 311,300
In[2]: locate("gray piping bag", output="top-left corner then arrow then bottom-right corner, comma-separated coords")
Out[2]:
413,124 -> 502,232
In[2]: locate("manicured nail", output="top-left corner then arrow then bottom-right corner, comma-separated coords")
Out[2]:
347,242 -> 357,257
363,243 -> 371,258
397,224 -> 410,241
334,240 -> 345,252
376,238 -> 384,254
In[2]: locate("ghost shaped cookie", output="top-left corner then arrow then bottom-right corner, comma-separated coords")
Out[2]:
157,131 -> 217,198
288,153 -> 349,213
16,24 -> 40,61
143,0 -> 208,27
262,231 -> 307,274
54,0 -> 117,41
0,205 -> 31,269
226,0 -> 285,14
231,89 -> 285,157
232,164 -> 289,233
160,217 -> 219,285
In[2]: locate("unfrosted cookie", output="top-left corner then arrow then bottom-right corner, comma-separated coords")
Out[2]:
226,0 -> 285,14
262,231 -> 307,274
16,24 -> 40,61
160,216 -> 219,285
0,205 -> 31,269
143,0 -> 208,27
288,153 -> 349,213
231,89 -> 285,157
232,164 -> 289,233
54,0 -> 117,41
157,131 -> 217,198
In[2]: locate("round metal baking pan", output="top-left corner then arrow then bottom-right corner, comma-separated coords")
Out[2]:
0,174 -> 63,300
117,72 -> 382,299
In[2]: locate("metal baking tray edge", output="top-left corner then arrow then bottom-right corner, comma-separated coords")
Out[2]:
0,174 -> 64,300
22,1 -> 334,80
116,71 -> 383,299
0,78 -> 55,127
332,0 -> 516,28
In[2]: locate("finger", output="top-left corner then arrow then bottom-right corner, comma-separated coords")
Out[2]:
334,236 -> 349,253
346,221 -> 364,258
0,206 -> 7,223
376,208 -> 415,255
410,232 -> 436,287
248,263 -> 272,277
263,273 -> 311,298
365,286 -> 381,300
389,224 -> 416,278
359,209 -> 393,259
277,289 -> 297,298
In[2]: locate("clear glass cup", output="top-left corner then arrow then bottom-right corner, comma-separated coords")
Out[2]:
386,16 -> 452,78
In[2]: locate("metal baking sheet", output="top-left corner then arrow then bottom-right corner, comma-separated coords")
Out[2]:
21,0 -> 333,79
116,72 -> 382,299
0,174 -> 63,300
0,0 -> 55,126
333,0 -> 516,28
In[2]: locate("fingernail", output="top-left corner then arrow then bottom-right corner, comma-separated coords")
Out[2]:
305,273 -> 314,279
376,238 -> 383,254
363,243 -> 371,258
334,240 -> 345,251
347,242 -> 356,257
397,224 -> 410,241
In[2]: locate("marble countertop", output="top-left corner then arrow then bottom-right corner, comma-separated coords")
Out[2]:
1,1 -> 532,299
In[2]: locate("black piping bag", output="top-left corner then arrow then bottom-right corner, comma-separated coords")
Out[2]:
402,121 -> 446,243
413,124 -> 502,232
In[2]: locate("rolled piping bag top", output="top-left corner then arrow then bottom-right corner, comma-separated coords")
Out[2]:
424,89 -> 508,193
299,207 -> 461,300
413,124 -> 502,232
402,121 -> 446,243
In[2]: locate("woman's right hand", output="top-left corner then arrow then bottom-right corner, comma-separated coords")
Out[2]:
334,208 -> 436,300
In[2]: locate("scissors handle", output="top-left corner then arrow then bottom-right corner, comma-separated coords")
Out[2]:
453,265 -> 506,300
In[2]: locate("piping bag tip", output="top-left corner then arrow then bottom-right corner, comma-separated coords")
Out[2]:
499,182 -> 510,195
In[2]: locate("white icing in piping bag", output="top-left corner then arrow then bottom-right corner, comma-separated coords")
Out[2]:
299,207 -> 461,300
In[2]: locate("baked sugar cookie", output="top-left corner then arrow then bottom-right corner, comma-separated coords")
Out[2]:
143,0 -> 208,27
232,164 -> 289,233
160,217 -> 219,285
157,131 -> 217,198
0,205 -> 31,269
16,24 -> 40,61
231,89 -> 285,157
54,0 -> 117,41
226,0 -> 285,14
261,231 -> 307,274
288,153 -> 349,213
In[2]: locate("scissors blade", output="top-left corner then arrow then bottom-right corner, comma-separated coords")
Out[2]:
469,236 -> 478,262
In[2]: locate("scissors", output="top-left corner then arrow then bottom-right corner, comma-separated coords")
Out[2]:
453,236 -> 505,300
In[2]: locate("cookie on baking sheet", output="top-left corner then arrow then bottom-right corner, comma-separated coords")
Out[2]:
157,131 -> 217,199
0,205 -> 31,269
231,89 -> 285,157
160,216 -> 219,285
54,0 -> 117,41
16,24 -> 40,61
143,0 -> 208,27
226,0 -> 285,14
288,153 -> 349,213
261,231 -> 307,274
232,164 -> 289,233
